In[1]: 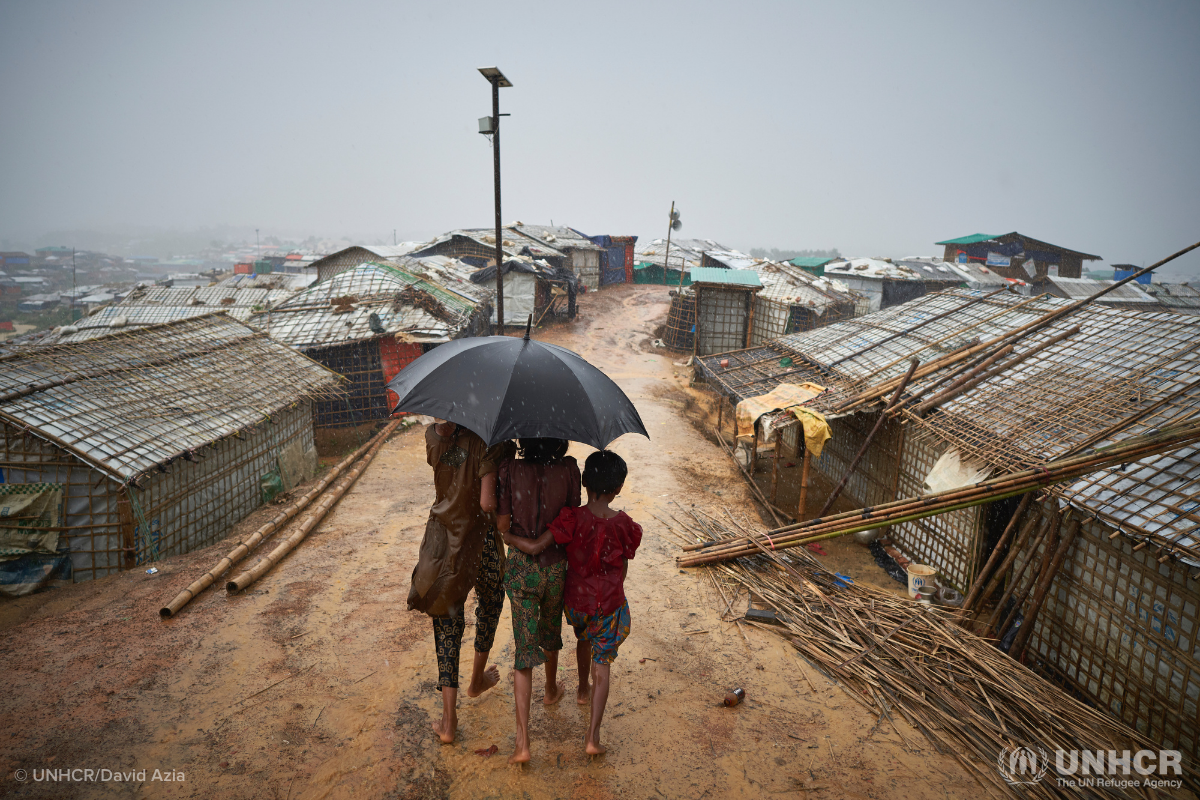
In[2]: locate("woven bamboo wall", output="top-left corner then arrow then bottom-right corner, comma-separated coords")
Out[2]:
1021,509 -> 1200,761
0,424 -> 125,582
0,401 -> 314,582
889,432 -> 983,592
696,287 -> 752,356
311,340 -> 388,428
131,401 -> 314,565
807,412 -> 903,511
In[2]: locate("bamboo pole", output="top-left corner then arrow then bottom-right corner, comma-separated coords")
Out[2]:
161,420 -> 402,617
770,432 -> 782,504
678,422 -> 1200,565
224,420 -> 398,593
988,508 -> 1060,638
910,325 -> 1081,417
713,426 -> 787,527
817,358 -> 918,517
1009,514 -> 1082,661
797,447 -> 811,522
958,493 -> 1033,617
961,500 -> 1041,620
683,425 -> 1199,555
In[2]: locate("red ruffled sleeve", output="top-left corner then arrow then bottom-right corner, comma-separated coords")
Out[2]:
549,505 -> 579,545
618,514 -> 643,560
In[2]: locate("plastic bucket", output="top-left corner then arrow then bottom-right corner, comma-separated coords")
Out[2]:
906,564 -> 937,599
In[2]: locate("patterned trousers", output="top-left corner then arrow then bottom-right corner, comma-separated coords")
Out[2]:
431,531 -> 504,690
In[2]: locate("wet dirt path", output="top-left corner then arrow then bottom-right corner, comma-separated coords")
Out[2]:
1,284 -> 977,799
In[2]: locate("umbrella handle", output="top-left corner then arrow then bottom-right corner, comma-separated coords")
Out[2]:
524,314 -> 532,341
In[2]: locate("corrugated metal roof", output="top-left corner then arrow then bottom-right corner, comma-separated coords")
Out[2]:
689,268 -> 762,287
0,315 -> 342,482
266,261 -> 490,350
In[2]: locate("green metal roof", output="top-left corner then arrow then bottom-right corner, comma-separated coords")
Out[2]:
935,233 -> 1001,246
688,268 -> 762,287
789,256 -> 835,268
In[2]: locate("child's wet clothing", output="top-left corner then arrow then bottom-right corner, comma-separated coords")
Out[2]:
503,549 -> 567,669
549,506 -> 643,616
565,599 -> 631,664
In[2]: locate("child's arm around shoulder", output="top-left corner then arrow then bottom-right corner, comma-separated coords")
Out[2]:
549,505 -> 580,545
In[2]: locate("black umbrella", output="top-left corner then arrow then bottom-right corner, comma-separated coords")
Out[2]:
386,325 -> 649,449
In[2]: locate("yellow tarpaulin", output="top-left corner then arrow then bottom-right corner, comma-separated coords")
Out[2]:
735,382 -> 833,458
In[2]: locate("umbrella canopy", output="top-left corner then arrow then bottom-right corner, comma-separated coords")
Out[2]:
387,334 -> 649,449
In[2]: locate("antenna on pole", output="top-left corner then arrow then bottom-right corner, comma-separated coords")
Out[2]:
72,247 -> 76,321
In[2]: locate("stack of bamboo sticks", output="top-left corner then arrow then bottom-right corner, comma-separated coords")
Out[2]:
677,420 -> 1200,567
661,506 -> 1200,799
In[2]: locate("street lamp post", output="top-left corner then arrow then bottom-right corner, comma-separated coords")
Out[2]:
478,66 -> 512,335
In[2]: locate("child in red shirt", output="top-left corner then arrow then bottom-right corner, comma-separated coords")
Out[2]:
551,450 -> 641,755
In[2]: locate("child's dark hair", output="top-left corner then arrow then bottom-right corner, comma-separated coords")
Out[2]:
583,450 -> 627,495
517,438 -> 569,465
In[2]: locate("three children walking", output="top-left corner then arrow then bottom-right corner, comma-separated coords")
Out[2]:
409,424 -> 641,764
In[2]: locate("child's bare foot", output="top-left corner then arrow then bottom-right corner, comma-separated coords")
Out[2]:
585,737 -> 606,756
543,679 -> 564,706
508,743 -> 531,764
576,684 -> 590,705
466,665 -> 500,698
431,716 -> 456,744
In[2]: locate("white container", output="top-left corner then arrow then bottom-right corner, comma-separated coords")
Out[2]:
906,564 -> 937,599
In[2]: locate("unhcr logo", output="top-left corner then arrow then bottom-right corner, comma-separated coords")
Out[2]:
997,746 -> 1050,785
996,746 -> 1184,789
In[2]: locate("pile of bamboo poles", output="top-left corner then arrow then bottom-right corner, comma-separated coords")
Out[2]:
678,420 -> 1200,567
661,506 -> 1200,799
161,419 -> 401,617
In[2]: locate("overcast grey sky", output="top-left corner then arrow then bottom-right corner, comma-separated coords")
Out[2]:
1,0 -> 1198,275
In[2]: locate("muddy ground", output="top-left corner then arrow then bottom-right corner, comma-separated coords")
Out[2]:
0,284 -> 979,799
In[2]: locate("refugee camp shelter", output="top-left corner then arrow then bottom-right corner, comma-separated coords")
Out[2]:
822,257 -> 967,313
696,288 -> 1200,759
469,255 -> 577,326
409,229 -> 558,269
307,244 -> 422,284
265,259 -> 493,427
582,233 -> 638,286
789,256 -> 837,277
506,225 -> 604,292
690,268 -> 763,356
937,232 -> 1101,279
633,238 -> 734,285
0,315 -> 341,593
663,253 -> 861,351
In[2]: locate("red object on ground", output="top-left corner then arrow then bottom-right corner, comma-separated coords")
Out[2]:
805,543 -> 827,556
0,321 -> 13,332
474,744 -> 498,756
